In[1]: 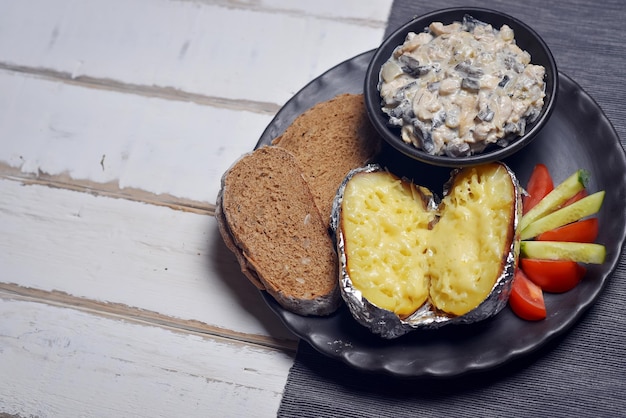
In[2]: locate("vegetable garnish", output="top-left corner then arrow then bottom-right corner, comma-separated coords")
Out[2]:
522,163 -> 554,215
520,241 -> 606,264
510,164 -> 606,320
519,169 -> 589,231
509,268 -> 547,321
520,191 -> 604,240
520,259 -> 586,293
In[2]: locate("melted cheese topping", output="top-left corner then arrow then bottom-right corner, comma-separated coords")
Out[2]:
340,164 -> 515,318
428,164 -> 514,315
341,171 -> 435,317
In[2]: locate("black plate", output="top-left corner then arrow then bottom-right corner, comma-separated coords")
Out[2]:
256,51 -> 626,378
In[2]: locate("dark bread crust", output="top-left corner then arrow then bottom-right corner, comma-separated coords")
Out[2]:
215,188 -> 265,290
217,146 -> 340,316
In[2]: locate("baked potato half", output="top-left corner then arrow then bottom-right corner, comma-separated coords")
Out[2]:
331,162 -> 522,338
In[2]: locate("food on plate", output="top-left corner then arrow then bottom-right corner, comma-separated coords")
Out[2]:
519,169 -> 589,231
273,94 -> 382,227
216,190 -> 265,291
509,268 -> 547,321
560,189 -> 589,208
378,15 -> 546,157
332,162 -> 522,338
428,163 -> 521,315
520,259 -> 586,293
510,164 -> 606,320
216,146 -> 340,316
216,93 -> 384,316
522,163 -> 553,215
520,191 -> 605,240
520,241 -> 606,264
536,218 -> 599,243
337,170 -> 436,317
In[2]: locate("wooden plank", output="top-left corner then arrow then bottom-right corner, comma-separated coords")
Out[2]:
194,0 -> 391,23
0,297 -> 295,417
0,70 -> 269,204
0,0 -> 390,106
0,178 -> 298,345
0,284 -> 298,351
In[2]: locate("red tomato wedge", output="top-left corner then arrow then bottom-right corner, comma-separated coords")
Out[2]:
509,268 -> 547,321
520,259 -> 587,293
523,164 -> 554,215
536,218 -> 599,243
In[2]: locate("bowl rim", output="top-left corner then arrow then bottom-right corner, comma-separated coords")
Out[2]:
364,7 -> 559,167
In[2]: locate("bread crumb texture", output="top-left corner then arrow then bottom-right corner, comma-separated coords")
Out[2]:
273,94 -> 382,226
220,146 -> 339,315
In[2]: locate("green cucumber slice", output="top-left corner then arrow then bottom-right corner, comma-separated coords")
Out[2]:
520,241 -> 606,264
520,169 -> 589,231
520,191 -> 605,240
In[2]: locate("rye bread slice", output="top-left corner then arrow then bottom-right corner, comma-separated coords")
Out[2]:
272,93 -> 382,227
217,146 -> 340,316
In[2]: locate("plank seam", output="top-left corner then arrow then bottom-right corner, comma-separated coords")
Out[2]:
0,62 -> 281,115
0,282 -> 299,353
174,0 -> 389,29
0,164 -> 217,216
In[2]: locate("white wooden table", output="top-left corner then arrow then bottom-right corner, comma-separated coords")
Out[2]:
0,1 -> 392,416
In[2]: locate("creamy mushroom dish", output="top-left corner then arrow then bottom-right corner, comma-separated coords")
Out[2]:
379,15 -> 546,157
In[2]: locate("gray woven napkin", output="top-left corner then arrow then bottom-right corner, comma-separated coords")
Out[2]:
278,1 -> 626,416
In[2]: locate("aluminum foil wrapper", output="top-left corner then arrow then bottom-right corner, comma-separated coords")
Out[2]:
330,164 -> 522,339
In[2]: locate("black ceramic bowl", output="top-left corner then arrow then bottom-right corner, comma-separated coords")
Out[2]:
364,7 -> 558,167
